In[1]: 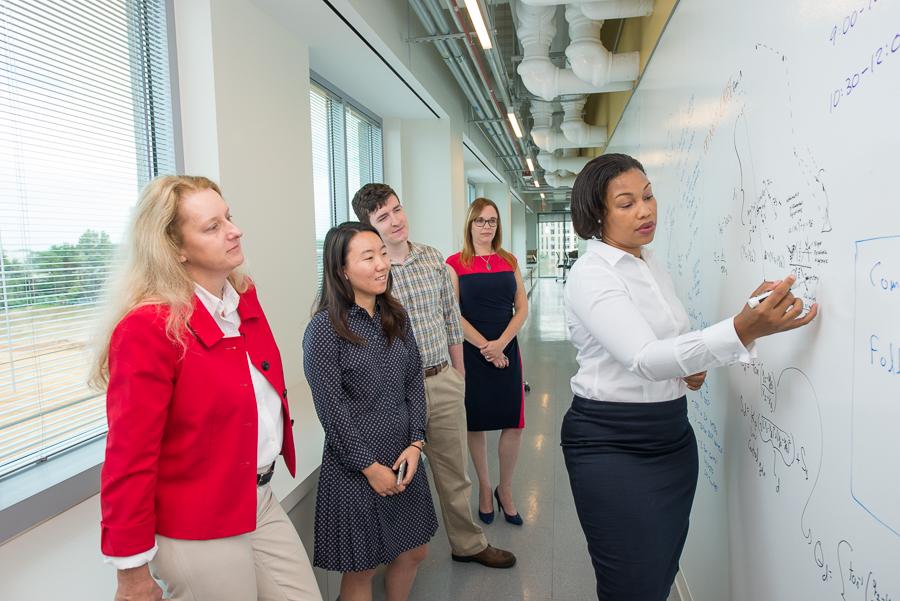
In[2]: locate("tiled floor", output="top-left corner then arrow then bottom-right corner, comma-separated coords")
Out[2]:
367,279 -> 679,600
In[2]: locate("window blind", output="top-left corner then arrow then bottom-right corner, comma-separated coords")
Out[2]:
0,0 -> 176,477
309,82 -> 383,285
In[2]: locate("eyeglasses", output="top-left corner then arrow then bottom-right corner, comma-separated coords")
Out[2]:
473,218 -> 498,228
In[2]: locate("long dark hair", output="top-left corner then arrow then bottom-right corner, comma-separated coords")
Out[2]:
315,221 -> 407,345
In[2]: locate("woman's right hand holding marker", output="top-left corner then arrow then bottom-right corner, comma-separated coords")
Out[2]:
733,274 -> 819,347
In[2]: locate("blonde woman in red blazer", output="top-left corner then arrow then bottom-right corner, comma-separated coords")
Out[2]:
92,176 -> 321,601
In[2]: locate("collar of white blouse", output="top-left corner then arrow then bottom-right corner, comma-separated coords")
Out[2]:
586,239 -> 655,266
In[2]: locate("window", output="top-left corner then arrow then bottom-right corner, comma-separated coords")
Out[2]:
538,213 -> 578,278
0,0 -> 176,478
309,80 -> 383,283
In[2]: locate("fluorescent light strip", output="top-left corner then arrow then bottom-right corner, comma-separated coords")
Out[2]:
533,179 -> 540,188
507,112 -> 523,138
540,193 -> 546,200
526,157 -> 535,172
464,0 -> 493,50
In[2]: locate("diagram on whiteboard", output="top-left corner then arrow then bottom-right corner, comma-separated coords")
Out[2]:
647,29 -> 900,599
852,235 -> 900,537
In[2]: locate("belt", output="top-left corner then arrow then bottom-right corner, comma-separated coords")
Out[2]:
424,360 -> 448,378
257,463 -> 275,487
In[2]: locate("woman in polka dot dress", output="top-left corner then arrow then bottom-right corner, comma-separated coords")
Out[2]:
303,222 -> 437,601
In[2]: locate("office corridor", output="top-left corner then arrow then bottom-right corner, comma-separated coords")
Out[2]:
397,277 -> 593,600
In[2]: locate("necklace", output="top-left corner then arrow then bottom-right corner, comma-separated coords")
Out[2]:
479,254 -> 493,271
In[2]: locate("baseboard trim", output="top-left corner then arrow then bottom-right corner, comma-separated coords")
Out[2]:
675,569 -> 694,601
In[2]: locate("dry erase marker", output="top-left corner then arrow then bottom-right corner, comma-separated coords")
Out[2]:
747,279 -> 806,308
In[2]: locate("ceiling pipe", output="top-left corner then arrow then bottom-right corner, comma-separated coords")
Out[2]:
537,151 -> 590,175
530,98 -> 608,152
581,0 -> 654,20
565,3 -> 642,88
519,0 -> 654,17
544,171 -> 578,188
409,1 -> 487,122
410,0 -> 519,175
560,96 -> 608,147
530,100 -> 571,153
441,0 -> 528,168
515,2 -> 634,101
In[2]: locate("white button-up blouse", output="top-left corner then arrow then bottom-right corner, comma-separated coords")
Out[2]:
564,240 -> 756,403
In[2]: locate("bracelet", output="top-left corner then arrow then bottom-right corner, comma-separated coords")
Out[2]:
409,442 -> 424,451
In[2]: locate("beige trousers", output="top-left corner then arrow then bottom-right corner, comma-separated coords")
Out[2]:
150,485 -> 322,601
423,365 -> 488,556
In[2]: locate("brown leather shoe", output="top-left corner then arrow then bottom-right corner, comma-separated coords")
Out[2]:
451,544 -> 517,568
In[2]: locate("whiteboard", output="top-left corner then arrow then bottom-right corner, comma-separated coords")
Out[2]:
605,1 -> 900,600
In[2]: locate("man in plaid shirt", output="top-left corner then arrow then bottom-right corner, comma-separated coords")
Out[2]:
352,183 -> 516,569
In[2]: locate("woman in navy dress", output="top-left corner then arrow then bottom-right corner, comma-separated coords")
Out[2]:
303,222 -> 437,601
447,198 -> 529,526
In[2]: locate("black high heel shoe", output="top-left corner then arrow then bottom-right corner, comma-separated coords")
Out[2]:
478,493 -> 495,524
494,487 -> 523,526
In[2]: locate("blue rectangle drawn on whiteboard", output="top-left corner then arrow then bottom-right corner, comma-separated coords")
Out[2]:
851,234 -> 900,538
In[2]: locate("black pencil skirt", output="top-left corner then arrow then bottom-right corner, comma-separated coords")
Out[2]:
561,395 -> 698,601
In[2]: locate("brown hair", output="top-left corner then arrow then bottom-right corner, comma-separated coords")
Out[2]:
315,221 -> 406,345
351,183 -> 399,225
461,198 -> 517,269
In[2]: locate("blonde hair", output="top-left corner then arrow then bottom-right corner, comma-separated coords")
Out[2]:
90,175 -> 247,387
460,197 -> 518,269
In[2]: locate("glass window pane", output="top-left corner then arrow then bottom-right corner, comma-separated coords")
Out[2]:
0,0 -> 176,476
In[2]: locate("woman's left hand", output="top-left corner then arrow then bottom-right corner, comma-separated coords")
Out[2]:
393,445 -> 422,486
479,339 -> 507,363
683,371 -> 707,391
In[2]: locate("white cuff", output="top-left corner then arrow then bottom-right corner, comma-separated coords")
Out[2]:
103,543 -> 158,570
702,317 -> 755,365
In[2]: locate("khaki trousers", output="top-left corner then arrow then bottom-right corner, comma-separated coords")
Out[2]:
423,365 -> 488,556
150,485 -> 322,601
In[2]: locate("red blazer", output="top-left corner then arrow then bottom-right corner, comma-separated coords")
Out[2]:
100,286 -> 296,557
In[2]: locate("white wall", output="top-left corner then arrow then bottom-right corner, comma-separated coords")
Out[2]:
510,201 -> 528,270
385,118 -> 467,258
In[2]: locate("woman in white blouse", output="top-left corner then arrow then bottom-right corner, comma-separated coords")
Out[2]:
563,154 -> 818,601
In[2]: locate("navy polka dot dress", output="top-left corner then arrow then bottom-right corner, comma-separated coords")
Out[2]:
302,305 -> 438,572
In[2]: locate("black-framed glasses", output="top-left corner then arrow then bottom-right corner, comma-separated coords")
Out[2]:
474,218 -> 498,228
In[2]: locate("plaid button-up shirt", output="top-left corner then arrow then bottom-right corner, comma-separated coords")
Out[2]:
390,242 -> 464,369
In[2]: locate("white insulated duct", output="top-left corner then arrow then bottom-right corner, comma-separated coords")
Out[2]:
530,98 -> 608,152
565,4 -> 642,89
544,172 -> 578,188
519,0 -> 655,19
537,151 -> 590,175
559,96 -> 607,147
516,3 -> 633,101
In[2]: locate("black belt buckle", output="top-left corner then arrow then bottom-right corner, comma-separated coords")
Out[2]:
256,463 -> 275,487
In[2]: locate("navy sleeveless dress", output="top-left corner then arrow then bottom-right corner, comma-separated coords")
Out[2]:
447,252 -> 524,432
